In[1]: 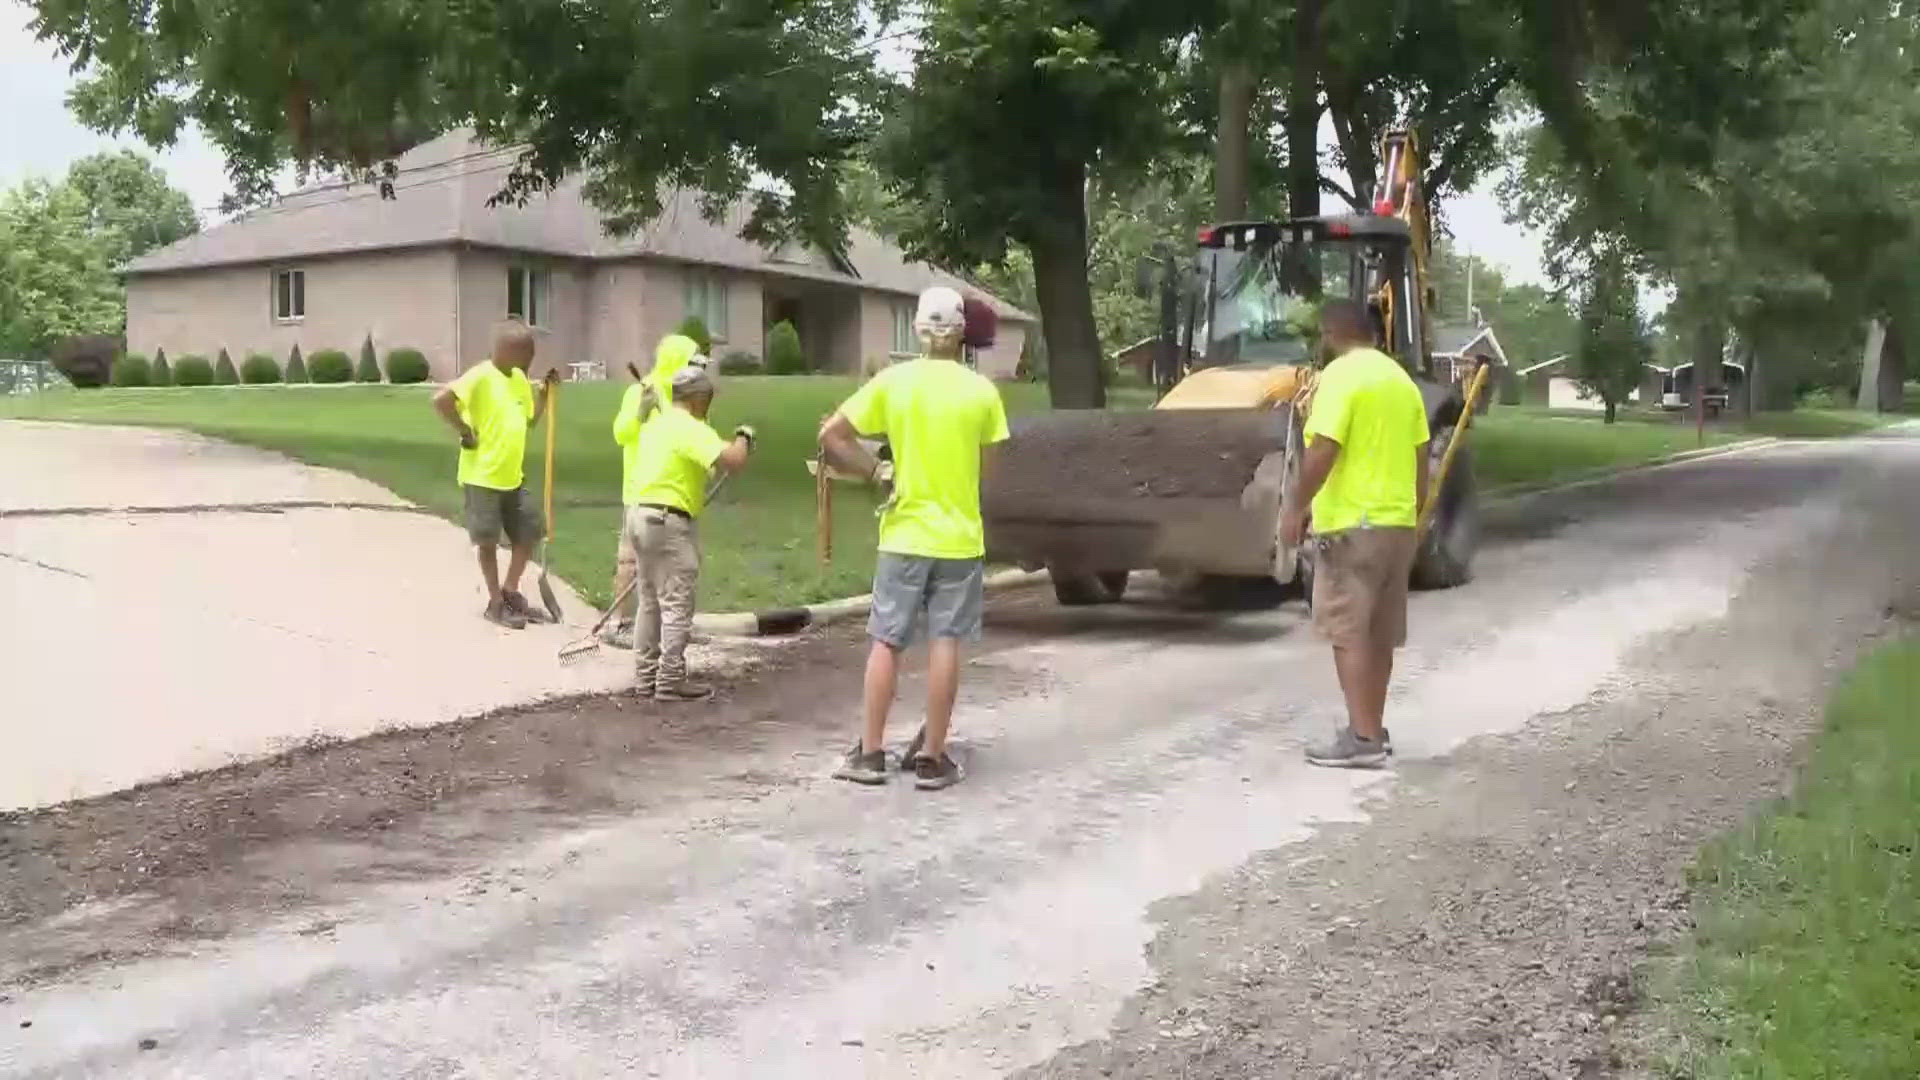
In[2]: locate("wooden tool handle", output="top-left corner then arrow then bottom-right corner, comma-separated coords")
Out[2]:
544,382 -> 558,540
815,451 -> 833,567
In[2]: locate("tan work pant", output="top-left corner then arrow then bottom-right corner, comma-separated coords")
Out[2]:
622,506 -> 700,689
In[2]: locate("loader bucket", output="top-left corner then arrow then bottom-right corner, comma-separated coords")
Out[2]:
982,408 -> 1294,580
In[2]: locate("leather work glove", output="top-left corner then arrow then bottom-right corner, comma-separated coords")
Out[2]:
733,424 -> 757,446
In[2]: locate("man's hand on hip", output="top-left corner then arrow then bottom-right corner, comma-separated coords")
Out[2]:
1280,505 -> 1309,550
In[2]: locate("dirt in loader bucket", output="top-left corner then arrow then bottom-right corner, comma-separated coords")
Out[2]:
982,409 -> 1294,577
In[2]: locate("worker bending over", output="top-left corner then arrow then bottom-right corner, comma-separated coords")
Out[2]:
1281,299 -> 1430,768
622,364 -> 753,700
432,319 -> 559,629
819,286 -> 1010,790
608,334 -> 706,645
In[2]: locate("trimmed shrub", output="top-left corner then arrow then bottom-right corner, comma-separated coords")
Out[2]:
357,336 -> 382,382
385,347 -> 430,384
152,347 -> 171,387
674,316 -> 713,356
717,350 -> 762,375
214,348 -> 239,385
309,349 -> 353,384
285,344 -> 308,383
174,355 -> 214,386
241,353 -> 282,384
766,320 -> 805,375
111,353 -> 152,387
48,334 -> 120,388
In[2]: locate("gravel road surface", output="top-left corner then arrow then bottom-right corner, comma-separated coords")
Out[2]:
3,428 -> 1917,1079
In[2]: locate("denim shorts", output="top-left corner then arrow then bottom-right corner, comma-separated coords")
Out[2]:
868,553 -> 986,648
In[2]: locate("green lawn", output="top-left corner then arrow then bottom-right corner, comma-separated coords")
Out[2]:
0,382 -> 1886,611
1470,411 -> 1744,489
0,379 -> 1096,611
1646,638 -> 1920,1078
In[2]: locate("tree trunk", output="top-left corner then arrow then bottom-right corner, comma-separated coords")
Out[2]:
1215,61 -> 1256,222
1029,162 -> 1106,409
1878,318 -> 1907,413
1692,318 -> 1725,428
1604,401 -> 1618,424
1858,319 -> 1887,412
1286,0 -> 1325,223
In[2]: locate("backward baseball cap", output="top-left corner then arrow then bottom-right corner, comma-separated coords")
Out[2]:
670,363 -> 715,396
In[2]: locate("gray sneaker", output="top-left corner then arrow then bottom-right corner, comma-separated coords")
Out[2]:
1305,728 -> 1390,769
833,745 -> 890,786
913,753 -> 963,791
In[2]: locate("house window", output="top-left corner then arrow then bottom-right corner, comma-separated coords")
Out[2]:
891,303 -> 916,355
684,273 -> 729,341
273,269 -> 306,322
507,265 -> 549,327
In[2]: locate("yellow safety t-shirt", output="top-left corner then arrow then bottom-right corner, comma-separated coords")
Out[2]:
449,361 -> 535,491
614,334 -> 705,500
1301,346 -> 1430,532
629,406 -> 729,516
838,357 -> 1010,560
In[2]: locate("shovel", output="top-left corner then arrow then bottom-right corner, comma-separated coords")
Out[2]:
536,380 -> 564,623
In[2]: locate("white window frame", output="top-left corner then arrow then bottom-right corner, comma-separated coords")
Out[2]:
684,272 -> 730,342
890,302 -> 917,355
272,268 -> 306,323
507,264 -> 549,327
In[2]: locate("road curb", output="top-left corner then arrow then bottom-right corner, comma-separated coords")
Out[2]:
692,568 -> 1046,638
695,436 -> 1785,638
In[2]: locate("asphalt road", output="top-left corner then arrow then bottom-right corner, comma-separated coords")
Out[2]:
5,427 -> 1919,1079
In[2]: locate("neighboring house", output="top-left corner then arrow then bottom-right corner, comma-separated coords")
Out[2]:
1431,322 -> 1508,413
1111,336 -> 1159,383
125,130 -> 1035,382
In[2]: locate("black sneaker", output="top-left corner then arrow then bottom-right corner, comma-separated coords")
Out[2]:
833,745 -> 889,786
483,600 -> 527,630
503,590 -> 555,625
654,681 -> 715,702
913,753 -> 963,791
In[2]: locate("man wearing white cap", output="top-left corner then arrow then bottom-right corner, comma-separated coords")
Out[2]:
818,285 -> 1010,790
622,363 -> 754,700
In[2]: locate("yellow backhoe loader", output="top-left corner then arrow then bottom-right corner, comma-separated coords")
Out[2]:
983,128 -> 1489,606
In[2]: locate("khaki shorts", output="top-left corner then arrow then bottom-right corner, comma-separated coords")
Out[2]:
1312,527 -> 1418,650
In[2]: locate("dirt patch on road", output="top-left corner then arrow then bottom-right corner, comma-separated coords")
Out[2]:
0,628 -> 869,950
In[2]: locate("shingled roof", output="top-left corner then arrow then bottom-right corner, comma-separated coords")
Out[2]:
128,129 -> 1034,322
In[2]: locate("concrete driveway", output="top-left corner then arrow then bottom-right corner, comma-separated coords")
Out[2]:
0,421 -> 637,811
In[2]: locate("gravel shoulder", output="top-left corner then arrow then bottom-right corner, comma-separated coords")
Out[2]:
1021,447 -> 1920,1079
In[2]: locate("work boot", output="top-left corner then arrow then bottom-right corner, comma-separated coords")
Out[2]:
912,753 -> 964,791
503,590 -> 555,625
484,599 -> 527,630
654,680 -> 715,703
1304,727 -> 1390,770
833,743 -> 890,786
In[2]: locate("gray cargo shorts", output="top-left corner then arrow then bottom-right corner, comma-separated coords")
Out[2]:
868,553 -> 986,648
463,484 -> 544,547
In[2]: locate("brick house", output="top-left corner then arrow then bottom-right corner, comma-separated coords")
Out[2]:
124,130 -> 1034,382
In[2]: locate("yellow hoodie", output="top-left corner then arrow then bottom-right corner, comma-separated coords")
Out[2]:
614,335 -> 702,504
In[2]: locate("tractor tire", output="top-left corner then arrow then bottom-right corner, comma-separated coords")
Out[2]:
1052,569 -> 1126,606
1411,436 -> 1479,590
